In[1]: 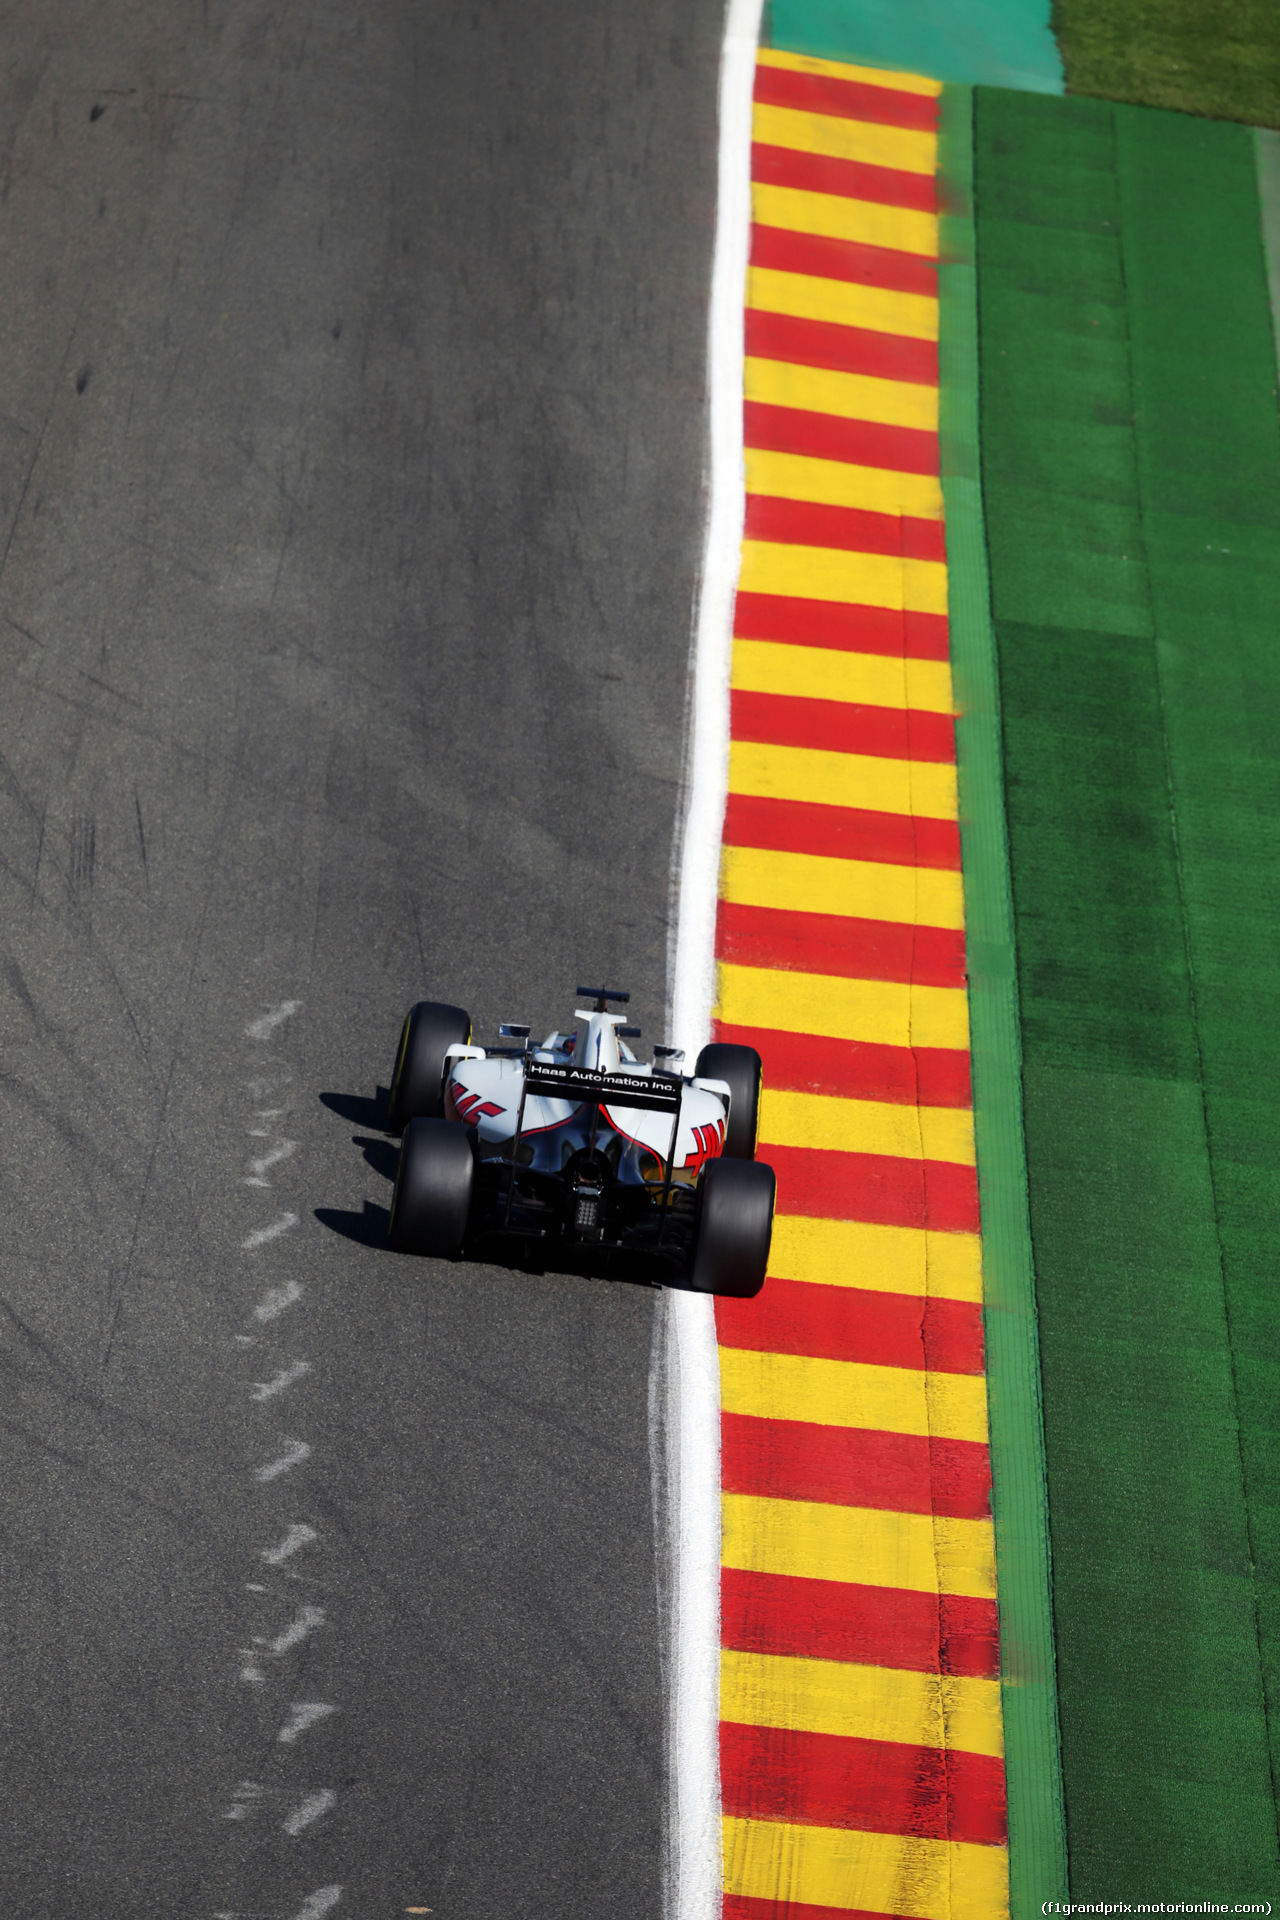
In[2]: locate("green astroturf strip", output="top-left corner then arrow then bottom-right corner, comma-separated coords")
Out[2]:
765,0 -> 1063,94
975,88 -> 1280,1895
1050,0 -> 1280,129
938,83 -> 1067,1920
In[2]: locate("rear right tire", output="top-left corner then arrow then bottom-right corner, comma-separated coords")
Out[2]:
689,1155 -> 775,1298
388,1000 -> 472,1132
388,1116 -> 475,1257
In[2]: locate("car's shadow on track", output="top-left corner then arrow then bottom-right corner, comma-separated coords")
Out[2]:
315,1088 -> 398,1246
316,1198 -> 392,1246
320,1086 -> 392,1131
315,1088 -> 671,1290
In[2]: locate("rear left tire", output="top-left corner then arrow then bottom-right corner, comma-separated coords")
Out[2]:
388,1117 -> 475,1258
689,1155 -> 775,1298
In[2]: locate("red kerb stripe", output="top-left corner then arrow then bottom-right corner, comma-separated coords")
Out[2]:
753,140 -> 938,215
731,687 -> 956,763
745,400 -> 938,476
753,62 -> 939,135
768,1142 -> 980,1232
746,306 -> 938,386
722,793 -> 961,869
734,591 -> 949,662
716,901 -> 966,991
713,1024 -> 973,1109
721,1720 -> 1007,1846
725,1901 -> 918,1920
744,495 -> 945,563
751,223 -> 937,298
717,1277 -> 986,1373
720,1410 -> 992,1518
721,1566 -> 1000,1677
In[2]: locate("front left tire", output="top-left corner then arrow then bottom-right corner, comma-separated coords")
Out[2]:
388,1117 -> 475,1257
388,999 -> 471,1132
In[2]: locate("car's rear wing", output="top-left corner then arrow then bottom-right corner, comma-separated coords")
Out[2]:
503,1059 -> 686,1238
521,1060 -> 681,1115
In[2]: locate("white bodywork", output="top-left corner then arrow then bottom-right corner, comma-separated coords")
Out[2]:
445,1009 -> 729,1172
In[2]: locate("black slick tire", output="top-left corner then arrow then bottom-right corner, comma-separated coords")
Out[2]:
694,1042 -> 763,1160
689,1156 -> 775,1298
388,1000 -> 471,1132
388,1117 -> 475,1257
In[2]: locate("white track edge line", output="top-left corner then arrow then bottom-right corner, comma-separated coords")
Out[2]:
661,2 -> 762,1917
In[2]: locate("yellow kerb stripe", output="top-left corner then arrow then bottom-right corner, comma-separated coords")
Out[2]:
719,848 -> 967,939
729,739 -> 958,822
721,1646 -> 1003,1755
756,47 -> 943,95
719,1350 -> 989,1446
760,1086 -> 975,1165
768,1216 -> 983,1303
723,1816 -> 1009,1920
754,101 -> 936,178
724,1493 -> 995,1600
732,639 -> 954,715
745,353 -> 938,431
746,446 -> 943,519
749,264 -> 937,341
752,180 -> 939,258
739,541 -> 947,617
716,956 -> 969,1048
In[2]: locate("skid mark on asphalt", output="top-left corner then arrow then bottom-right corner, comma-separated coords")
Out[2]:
253,1438 -> 312,1482
283,1789 -> 337,1836
218,1012 -> 342,1920
253,1278 -> 304,1321
246,1000 -> 304,1040
278,1702 -> 338,1744
257,1604 -> 326,1657
291,1888 -> 343,1919
261,1523 -> 318,1566
251,1360 -> 313,1401
246,1138 -> 299,1186
244,1213 -> 300,1252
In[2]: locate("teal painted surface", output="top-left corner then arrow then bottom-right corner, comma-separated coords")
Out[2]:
767,0 -> 1063,92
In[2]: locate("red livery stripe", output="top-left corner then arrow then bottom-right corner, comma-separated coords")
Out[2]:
753,140 -> 938,215
751,223 -> 937,298
753,62 -> 939,135
716,1025 -> 972,1109
721,1567 -> 1001,1678
745,306 -> 938,388
734,590 -> 949,661
744,495 -> 947,564
717,1278 -> 986,1374
720,1410 -> 993,1519
720,1721 -> 1007,1846
722,792 -> 961,869
731,687 -> 956,763
745,400 -> 939,476
716,901 -> 966,990
768,1143 -> 980,1232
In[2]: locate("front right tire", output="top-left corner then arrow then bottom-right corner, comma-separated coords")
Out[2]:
388,1116 -> 475,1258
694,1042 -> 763,1160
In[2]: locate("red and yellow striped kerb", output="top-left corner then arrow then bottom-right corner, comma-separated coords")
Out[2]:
712,49 -> 1009,1920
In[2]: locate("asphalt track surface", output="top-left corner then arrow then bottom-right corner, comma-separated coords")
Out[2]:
0,5 -> 726,1913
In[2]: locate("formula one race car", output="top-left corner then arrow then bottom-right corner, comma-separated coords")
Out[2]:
384,988 -> 775,1297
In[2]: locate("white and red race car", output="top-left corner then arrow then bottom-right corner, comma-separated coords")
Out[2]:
384,988 -> 775,1297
